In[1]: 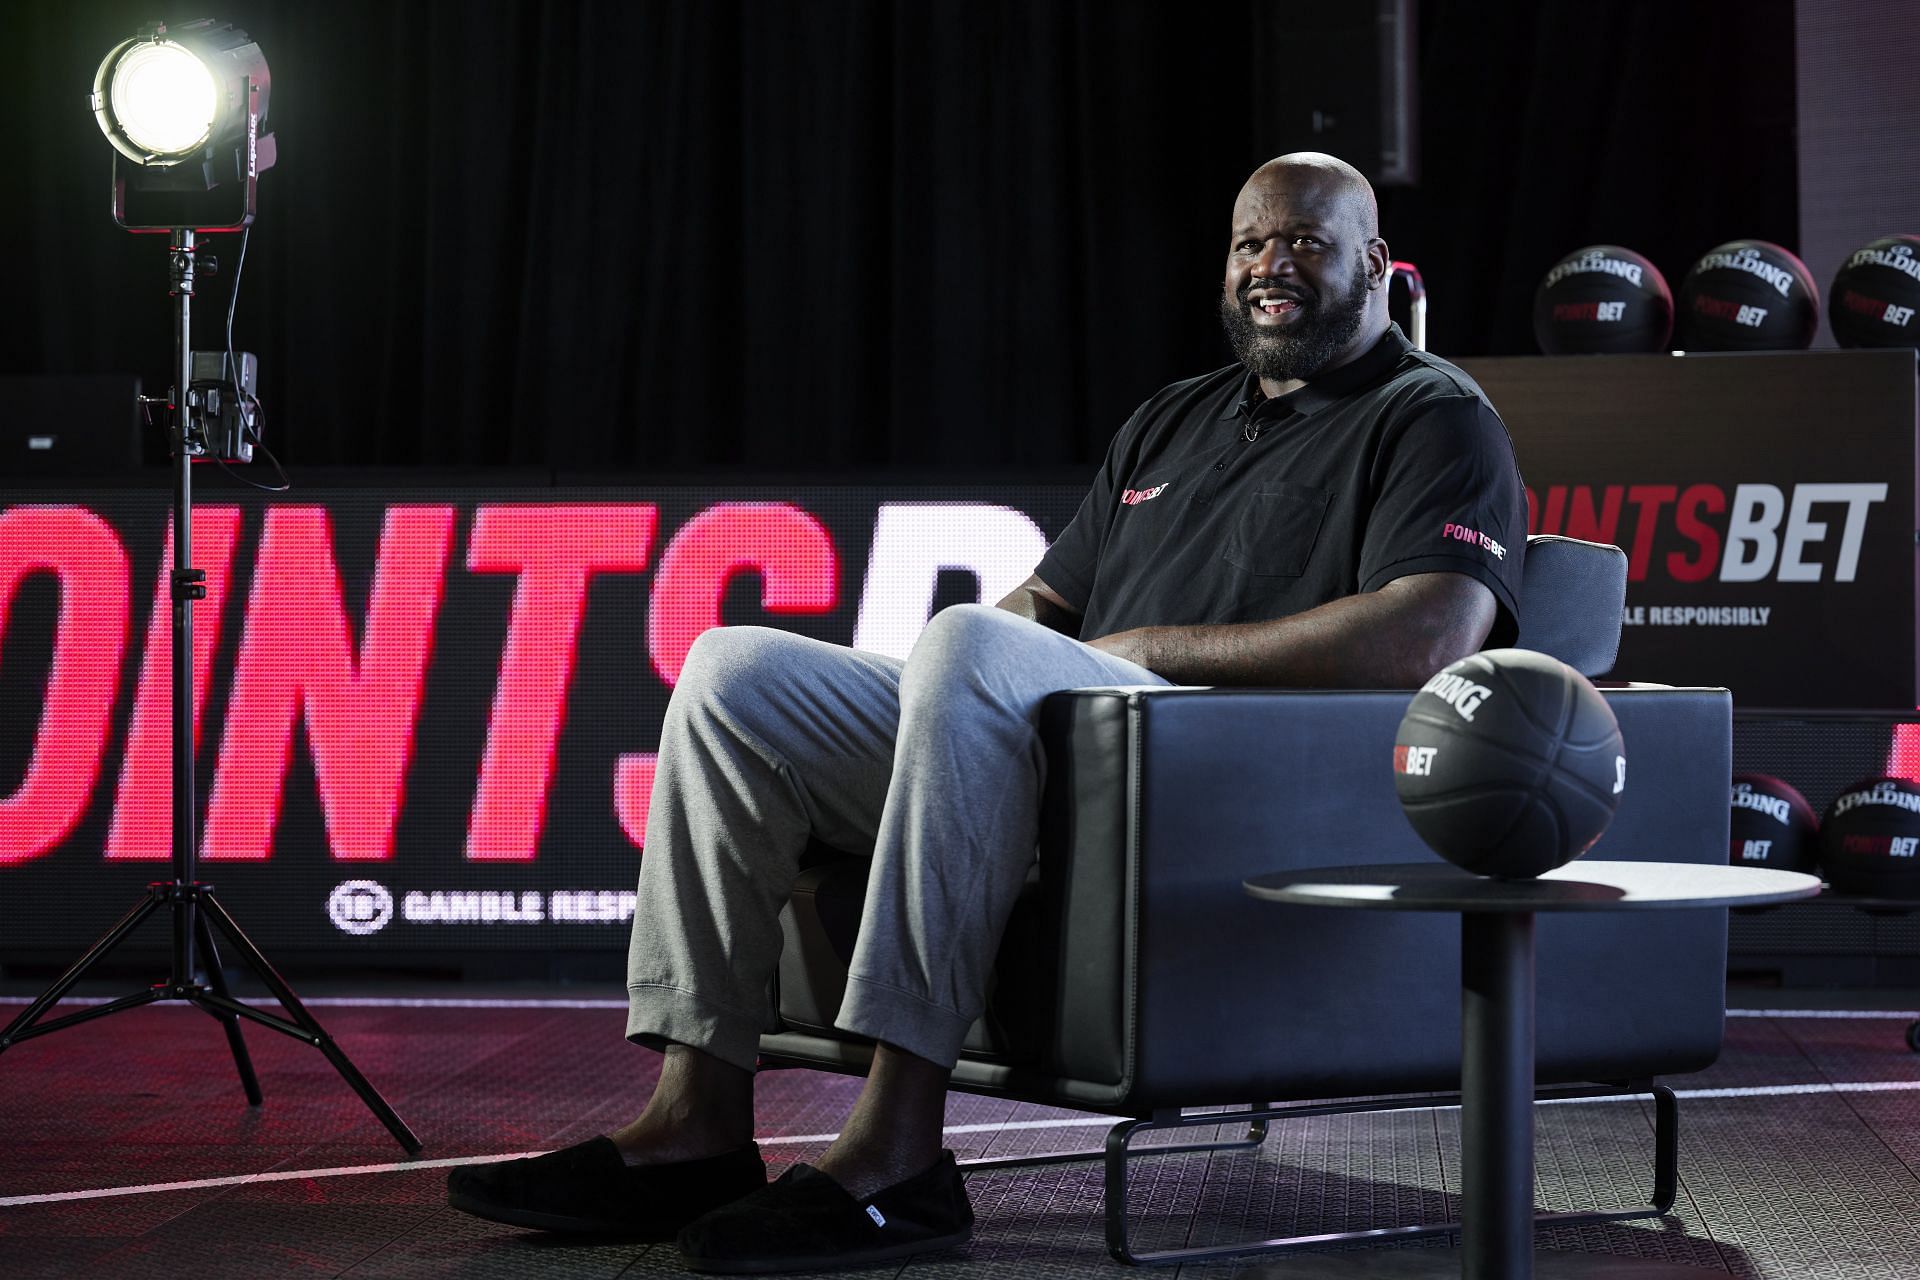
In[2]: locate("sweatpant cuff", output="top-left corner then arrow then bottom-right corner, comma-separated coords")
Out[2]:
834,974 -> 973,1070
626,982 -> 764,1073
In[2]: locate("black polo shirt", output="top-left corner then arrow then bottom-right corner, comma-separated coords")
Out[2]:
1036,325 -> 1526,646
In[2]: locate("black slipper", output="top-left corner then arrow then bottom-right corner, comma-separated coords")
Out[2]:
676,1150 -> 973,1274
447,1136 -> 766,1238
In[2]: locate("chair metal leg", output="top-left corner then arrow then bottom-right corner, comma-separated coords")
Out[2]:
959,1114 -> 1267,1172
1098,1083 -> 1681,1267
1649,1083 -> 1678,1213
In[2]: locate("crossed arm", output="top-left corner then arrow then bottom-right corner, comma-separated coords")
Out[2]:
995,571 -> 1497,688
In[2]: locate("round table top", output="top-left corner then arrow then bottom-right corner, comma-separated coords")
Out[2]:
1243,860 -> 1822,913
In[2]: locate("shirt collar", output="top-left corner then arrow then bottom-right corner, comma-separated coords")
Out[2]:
1219,324 -> 1413,421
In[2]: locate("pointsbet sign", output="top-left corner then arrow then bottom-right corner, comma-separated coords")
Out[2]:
1464,346 -> 1918,709
0,487 -> 1079,950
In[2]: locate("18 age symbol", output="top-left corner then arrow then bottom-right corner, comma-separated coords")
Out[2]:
328,880 -> 395,936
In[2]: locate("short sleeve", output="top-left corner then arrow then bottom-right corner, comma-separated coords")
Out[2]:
1358,395 -> 1528,645
1034,405 -> 1144,611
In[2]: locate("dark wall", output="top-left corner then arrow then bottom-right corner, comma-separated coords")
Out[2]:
1795,0 -> 1920,349
5,0 -> 1798,470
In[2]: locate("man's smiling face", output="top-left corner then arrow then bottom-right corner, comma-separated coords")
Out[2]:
1218,164 -> 1385,386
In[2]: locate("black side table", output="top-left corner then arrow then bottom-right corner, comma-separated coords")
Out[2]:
1237,860 -> 1821,1280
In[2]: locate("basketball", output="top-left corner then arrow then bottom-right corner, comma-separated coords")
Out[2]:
1394,648 -> 1626,878
1676,239 -> 1820,351
1533,245 -> 1673,353
1818,777 -> 1920,898
1729,774 -> 1820,874
1827,234 -> 1920,349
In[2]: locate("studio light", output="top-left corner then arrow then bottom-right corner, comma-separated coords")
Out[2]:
0,19 -> 418,1155
94,39 -> 219,162
90,20 -> 276,228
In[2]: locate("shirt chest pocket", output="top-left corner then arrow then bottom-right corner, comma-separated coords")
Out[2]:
1223,483 -> 1332,578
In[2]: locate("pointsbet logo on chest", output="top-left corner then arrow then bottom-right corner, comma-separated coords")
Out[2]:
1393,649 -> 1625,878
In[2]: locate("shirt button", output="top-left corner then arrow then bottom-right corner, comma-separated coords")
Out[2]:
1215,462 -> 1226,470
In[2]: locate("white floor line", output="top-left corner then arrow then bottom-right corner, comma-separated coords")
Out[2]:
4,995 -> 1916,1018
10,1079 -> 1920,1209
1726,1008 -> 1920,1019
0,1117 -> 1115,1208
0,1151 -> 547,1207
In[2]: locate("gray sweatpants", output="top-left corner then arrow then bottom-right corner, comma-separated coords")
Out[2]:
624,603 -> 1168,1072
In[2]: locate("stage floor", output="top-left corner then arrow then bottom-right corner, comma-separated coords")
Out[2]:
2,987 -> 1918,1278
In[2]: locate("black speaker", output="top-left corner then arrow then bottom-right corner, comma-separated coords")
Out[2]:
1249,1 -> 1418,186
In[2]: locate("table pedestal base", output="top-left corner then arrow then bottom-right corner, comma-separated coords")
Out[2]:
1236,1248 -> 1726,1278
1236,863 -> 1820,1280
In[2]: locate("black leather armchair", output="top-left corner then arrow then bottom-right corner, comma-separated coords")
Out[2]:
759,535 -> 1730,1264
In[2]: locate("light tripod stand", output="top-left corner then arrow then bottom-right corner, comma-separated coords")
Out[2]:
0,225 -> 419,1155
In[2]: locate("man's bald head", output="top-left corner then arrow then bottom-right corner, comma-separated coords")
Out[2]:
1240,152 -> 1379,241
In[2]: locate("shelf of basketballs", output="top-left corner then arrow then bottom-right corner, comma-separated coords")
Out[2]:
1726,712 -> 1920,1050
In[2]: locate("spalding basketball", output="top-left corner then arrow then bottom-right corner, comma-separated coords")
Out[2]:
1828,234 -> 1920,349
1394,649 -> 1625,878
1729,774 -> 1819,874
1533,245 -> 1673,354
1676,239 -> 1819,351
1818,777 -> 1920,898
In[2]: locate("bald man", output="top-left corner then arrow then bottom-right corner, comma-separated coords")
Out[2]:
448,153 -> 1528,1273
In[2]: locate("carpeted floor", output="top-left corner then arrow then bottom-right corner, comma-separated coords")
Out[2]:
2,990 -> 1917,1278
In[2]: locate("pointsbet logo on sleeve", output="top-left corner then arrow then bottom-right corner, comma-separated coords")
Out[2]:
1440,521 -> 1507,560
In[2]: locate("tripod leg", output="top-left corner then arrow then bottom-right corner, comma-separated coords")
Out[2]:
193,911 -> 262,1105
1,893 -> 164,1051
198,893 -> 421,1154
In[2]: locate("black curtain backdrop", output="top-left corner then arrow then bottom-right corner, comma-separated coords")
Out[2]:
5,1 -> 1797,471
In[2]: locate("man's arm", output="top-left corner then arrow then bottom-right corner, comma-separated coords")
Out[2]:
1084,571 -> 1495,687
995,572 -> 1084,637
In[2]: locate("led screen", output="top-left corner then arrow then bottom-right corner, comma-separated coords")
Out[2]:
0,486 -> 1081,954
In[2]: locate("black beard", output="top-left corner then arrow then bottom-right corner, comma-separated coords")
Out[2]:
1219,258 -> 1372,383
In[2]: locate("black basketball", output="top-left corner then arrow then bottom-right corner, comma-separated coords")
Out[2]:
1394,649 -> 1625,878
1818,777 -> 1920,898
1828,234 -> 1920,349
1729,774 -> 1819,874
1533,245 -> 1673,354
1676,239 -> 1819,351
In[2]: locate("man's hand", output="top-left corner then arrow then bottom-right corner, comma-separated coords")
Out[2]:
1085,572 -> 1497,687
995,573 -> 1083,637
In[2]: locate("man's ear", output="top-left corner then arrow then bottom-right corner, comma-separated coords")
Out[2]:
1368,238 -> 1392,289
